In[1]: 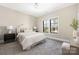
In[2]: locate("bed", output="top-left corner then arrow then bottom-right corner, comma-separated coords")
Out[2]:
17,32 -> 46,50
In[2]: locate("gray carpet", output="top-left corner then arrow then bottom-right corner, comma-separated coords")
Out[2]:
0,39 -> 63,55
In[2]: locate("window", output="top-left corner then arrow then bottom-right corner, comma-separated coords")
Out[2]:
43,17 -> 58,33
43,20 -> 50,33
50,17 -> 58,33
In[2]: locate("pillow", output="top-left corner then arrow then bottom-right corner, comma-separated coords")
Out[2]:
17,27 -> 25,33
20,28 -> 25,32
24,28 -> 33,32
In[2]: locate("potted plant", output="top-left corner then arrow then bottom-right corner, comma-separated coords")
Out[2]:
70,18 -> 79,40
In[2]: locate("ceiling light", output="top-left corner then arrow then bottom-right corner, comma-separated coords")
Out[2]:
33,3 -> 39,8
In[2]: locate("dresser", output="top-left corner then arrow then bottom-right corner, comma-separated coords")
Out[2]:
4,33 -> 16,43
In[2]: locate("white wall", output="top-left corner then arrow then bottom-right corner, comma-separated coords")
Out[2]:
0,6 -> 36,30
36,4 -> 77,39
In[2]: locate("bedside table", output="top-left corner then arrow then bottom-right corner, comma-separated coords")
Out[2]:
4,33 -> 16,43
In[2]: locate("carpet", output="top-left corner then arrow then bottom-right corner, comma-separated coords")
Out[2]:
0,39 -> 63,55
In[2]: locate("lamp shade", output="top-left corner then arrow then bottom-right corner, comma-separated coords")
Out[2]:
7,26 -> 16,33
33,27 -> 37,29
7,26 -> 14,30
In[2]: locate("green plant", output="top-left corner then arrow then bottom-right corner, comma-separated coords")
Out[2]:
70,18 -> 79,30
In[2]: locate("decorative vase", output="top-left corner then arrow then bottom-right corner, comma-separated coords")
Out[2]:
74,37 -> 79,44
73,30 -> 77,38
73,30 -> 79,44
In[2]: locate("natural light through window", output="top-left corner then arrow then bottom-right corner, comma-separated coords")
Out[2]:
43,17 -> 59,33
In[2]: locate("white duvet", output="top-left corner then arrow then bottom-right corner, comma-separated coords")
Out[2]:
17,32 -> 46,50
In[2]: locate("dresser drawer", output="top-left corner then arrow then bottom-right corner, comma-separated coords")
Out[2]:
4,33 -> 16,43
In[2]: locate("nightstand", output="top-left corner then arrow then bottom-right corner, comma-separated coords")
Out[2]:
4,33 -> 16,43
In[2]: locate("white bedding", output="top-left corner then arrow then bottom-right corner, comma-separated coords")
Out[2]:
17,32 -> 46,50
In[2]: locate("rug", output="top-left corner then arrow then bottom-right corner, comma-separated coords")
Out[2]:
0,39 -> 63,55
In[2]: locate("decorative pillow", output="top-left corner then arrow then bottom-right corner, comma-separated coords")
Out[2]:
24,28 -> 33,32
20,28 -> 24,32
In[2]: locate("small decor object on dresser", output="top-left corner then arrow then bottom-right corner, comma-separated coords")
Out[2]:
4,33 -> 16,43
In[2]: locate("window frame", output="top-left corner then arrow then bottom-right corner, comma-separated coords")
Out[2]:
43,20 -> 50,33
50,16 -> 59,33
43,16 -> 59,33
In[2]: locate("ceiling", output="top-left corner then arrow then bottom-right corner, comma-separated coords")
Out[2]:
0,3 -> 75,17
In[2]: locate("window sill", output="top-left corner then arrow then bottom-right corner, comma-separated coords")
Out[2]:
50,32 -> 58,34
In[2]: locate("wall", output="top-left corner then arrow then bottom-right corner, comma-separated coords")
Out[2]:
0,5 -> 37,30
0,5 -> 37,43
77,4 -> 79,20
36,4 -> 77,39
